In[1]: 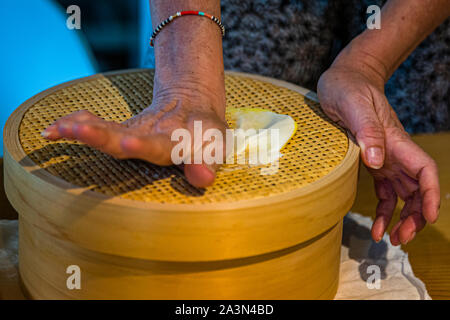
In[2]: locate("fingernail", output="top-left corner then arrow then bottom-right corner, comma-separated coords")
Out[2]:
41,130 -> 50,138
373,231 -> 382,243
366,147 -> 383,169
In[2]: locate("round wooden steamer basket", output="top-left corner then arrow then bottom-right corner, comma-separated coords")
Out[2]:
4,69 -> 360,299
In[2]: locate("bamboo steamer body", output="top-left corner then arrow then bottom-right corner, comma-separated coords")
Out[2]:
4,69 -> 360,299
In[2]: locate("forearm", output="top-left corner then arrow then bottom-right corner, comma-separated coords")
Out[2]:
149,0 -> 225,113
333,0 -> 450,87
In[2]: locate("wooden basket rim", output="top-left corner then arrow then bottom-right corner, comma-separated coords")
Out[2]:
3,68 -> 360,213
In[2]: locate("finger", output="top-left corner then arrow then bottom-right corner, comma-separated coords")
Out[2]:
41,110 -> 99,140
389,195 -> 413,245
72,121 -> 132,157
391,177 -> 411,201
417,163 -> 440,224
396,142 -> 440,224
42,110 -> 148,159
397,191 -> 426,244
183,138 -> 222,188
184,164 -> 216,188
399,170 -> 420,195
120,134 -> 173,165
337,100 -> 386,170
121,134 -> 173,166
51,118 -> 129,159
390,219 -> 402,246
398,214 -> 426,244
181,115 -> 228,188
372,178 -> 397,242
399,195 -> 413,220
44,119 -> 80,140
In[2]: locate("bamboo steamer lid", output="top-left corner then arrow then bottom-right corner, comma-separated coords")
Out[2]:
4,69 -> 360,299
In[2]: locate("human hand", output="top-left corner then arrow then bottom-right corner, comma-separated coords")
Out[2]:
318,59 -> 440,246
42,85 -> 228,188
42,0 -> 228,188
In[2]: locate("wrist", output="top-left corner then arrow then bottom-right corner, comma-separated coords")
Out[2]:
331,35 -> 390,89
152,77 -> 226,119
151,12 -> 226,118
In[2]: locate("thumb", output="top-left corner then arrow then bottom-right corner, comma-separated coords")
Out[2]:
343,107 -> 386,170
184,163 -> 217,188
183,115 -> 228,188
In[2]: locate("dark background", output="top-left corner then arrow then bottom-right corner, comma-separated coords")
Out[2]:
56,0 -> 141,71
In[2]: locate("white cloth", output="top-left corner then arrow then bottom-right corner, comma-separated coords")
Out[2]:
335,212 -> 431,300
0,213 -> 430,300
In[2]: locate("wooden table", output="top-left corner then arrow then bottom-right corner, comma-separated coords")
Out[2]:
1,132 -> 449,299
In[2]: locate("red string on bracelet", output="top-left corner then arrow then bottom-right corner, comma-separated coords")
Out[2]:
149,11 -> 225,47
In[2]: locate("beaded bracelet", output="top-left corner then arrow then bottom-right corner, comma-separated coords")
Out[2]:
150,11 -> 225,47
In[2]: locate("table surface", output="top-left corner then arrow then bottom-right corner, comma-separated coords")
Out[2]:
1,132 -> 449,299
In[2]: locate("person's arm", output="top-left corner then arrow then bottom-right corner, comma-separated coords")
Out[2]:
150,0 -> 225,116
318,0 -> 449,245
334,0 -> 450,87
43,0 -> 226,188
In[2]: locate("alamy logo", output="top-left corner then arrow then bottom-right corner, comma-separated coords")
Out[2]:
66,265 -> 81,290
367,5 -> 381,30
171,121 -> 281,174
366,265 -> 381,289
66,5 -> 81,30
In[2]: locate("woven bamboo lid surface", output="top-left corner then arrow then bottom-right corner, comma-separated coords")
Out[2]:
17,69 -> 350,205
4,69 -> 359,262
